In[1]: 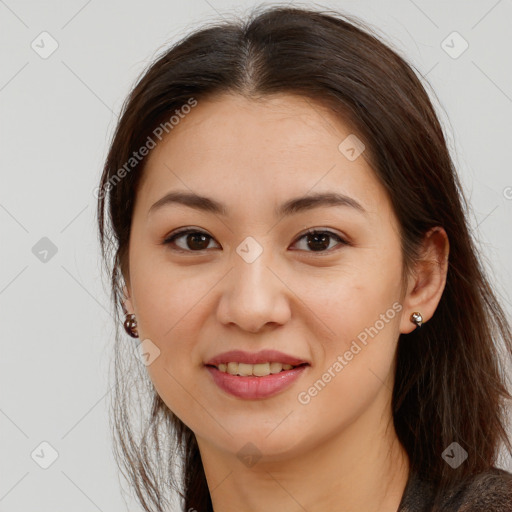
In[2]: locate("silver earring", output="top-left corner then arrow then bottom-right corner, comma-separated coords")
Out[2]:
410,312 -> 423,328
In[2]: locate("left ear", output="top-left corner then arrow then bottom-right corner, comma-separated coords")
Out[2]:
399,226 -> 450,334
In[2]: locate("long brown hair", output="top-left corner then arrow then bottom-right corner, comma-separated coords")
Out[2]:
96,4 -> 512,511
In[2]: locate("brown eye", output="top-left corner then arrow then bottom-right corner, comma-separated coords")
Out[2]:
163,229 -> 218,252
291,229 -> 347,253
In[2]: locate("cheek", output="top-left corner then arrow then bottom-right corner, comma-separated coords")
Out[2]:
130,250 -> 208,340
298,254 -> 403,416
312,255 -> 402,344
131,266 -> 214,415
315,282 -> 402,389
294,303 -> 401,442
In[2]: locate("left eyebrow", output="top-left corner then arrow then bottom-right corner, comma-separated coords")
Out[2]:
147,190 -> 367,218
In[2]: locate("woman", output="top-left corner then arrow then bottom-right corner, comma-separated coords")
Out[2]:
96,5 -> 512,511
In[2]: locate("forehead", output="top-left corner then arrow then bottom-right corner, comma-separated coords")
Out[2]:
136,93 -> 390,219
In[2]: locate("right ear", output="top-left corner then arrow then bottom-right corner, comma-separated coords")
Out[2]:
122,284 -> 134,315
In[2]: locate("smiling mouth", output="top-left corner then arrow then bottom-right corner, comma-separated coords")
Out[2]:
206,362 -> 309,377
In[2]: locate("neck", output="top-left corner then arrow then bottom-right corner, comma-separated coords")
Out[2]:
196,388 -> 411,512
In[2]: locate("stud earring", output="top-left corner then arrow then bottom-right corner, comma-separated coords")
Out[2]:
410,312 -> 423,329
124,313 -> 139,338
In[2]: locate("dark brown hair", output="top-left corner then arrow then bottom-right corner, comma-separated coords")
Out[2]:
96,4 -> 512,511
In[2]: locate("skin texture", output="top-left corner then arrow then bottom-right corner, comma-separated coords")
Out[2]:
123,93 -> 449,512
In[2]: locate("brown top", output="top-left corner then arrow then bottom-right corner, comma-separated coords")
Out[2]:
397,467 -> 512,511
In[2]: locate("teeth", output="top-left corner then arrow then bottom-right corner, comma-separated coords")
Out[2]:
216,362 -> 297,376
270,362 -> 285,374
253,363 -> 270,376
238,363 -> 253,376
227,362 -> 238,374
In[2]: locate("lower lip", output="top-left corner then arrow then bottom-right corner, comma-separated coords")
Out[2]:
205,365 -> 308,400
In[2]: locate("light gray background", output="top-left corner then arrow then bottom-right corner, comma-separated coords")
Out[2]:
1,0 -> 511,510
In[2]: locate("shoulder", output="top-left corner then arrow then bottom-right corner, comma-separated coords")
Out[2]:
441,467 -> 512,512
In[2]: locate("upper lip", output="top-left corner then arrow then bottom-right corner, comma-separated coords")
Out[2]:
205,349 -> 310,367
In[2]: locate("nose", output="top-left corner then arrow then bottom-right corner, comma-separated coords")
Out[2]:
216,250 -> 292,333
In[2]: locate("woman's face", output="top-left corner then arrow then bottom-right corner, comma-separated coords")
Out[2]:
124,93 -> 413,462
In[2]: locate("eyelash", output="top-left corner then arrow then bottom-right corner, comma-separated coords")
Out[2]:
162,227 -> 349,255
